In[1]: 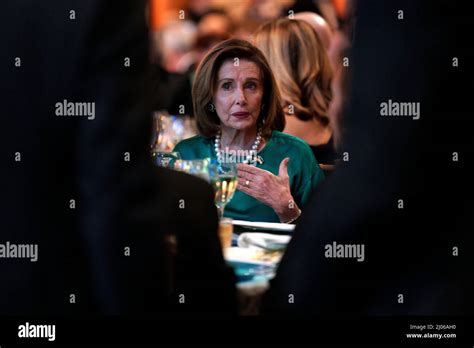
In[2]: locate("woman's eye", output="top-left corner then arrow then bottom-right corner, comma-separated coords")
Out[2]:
222,82 -> 232,90
245,82 -> 257,90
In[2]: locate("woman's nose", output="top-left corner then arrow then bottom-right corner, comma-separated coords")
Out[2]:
234,87 -> 247,104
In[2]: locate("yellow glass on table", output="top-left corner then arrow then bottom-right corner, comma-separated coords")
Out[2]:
218,217 -> 233,249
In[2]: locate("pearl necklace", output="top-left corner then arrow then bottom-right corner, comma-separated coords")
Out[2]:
215,128 -> 263,166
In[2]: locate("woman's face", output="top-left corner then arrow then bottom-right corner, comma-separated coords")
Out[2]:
213,59 -> 264,131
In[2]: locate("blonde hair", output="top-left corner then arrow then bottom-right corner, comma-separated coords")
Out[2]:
254,19 -> 333,124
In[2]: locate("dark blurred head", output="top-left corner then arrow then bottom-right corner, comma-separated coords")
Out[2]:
197,10 -> 234,38
193,10 -> 235,67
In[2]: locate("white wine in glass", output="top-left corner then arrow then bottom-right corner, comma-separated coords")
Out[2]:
213,175 -> 237,214
209,162 -> 237,218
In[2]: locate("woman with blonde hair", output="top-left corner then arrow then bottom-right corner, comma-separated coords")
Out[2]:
254,18 -> 337,164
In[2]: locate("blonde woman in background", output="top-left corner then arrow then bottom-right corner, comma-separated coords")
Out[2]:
254,18 -> 337,164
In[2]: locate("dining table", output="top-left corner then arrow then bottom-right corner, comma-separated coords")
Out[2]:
225,221 -> 295,315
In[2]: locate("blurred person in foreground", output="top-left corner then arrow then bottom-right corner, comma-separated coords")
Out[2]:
0,0 -> 235,315
254,19 -> 337,164
174,39 -> 325,223
263,0 -> 472,315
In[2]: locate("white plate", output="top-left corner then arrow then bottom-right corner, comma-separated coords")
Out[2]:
237,233 -> 291,250
232,220 -> 295,233
224,247 -> 282,266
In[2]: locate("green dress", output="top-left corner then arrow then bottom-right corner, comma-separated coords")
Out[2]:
174,130 -> 325,222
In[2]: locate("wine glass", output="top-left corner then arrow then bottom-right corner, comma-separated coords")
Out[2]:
209,162 -> 238,218
151,151 -> 181,168
151,111 -> 198,152
151,111 -> 170,151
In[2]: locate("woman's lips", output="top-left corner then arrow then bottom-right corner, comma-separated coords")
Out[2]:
232,112 -> 250,119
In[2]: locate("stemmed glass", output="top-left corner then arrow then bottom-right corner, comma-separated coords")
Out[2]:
209,162 -> 238,218
151,111 -> 198,152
